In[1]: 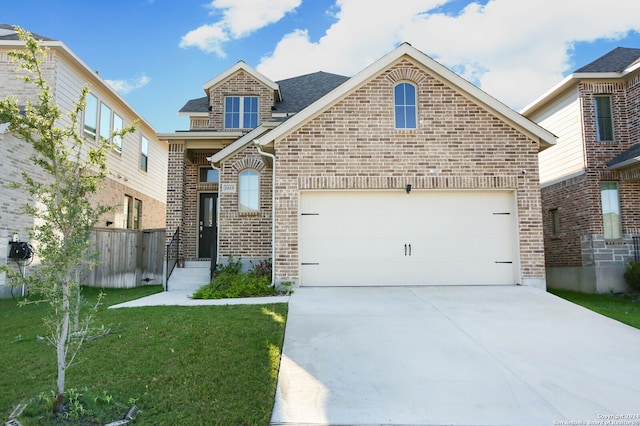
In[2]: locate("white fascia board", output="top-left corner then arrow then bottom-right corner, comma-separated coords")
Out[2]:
202,60 -> 279,93
256,43 -> 556,148
178,111 -> 208,118
43,41 -> 158,133
207,124 -> 277,163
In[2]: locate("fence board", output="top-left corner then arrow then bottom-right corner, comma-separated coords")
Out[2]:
81,228 -> 165,288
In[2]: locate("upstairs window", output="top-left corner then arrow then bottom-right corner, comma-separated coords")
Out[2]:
225,96 -> 258,129
394,82 -> 417,129
140,135 -> 149,172
238,169 -> 259,212
595,96 -> 614,141
601,182 -> 621,239
112,113 -> 123,152
83,93 -> 98,138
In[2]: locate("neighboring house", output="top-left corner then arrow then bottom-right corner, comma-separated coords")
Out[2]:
161,42 -> 555,289
0,25 -> 167,296
521,47 -> 640,293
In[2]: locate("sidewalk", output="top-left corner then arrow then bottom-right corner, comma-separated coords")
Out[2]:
109,262 -> 289,309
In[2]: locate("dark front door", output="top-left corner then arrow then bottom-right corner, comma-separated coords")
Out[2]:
198,193 -> 217,259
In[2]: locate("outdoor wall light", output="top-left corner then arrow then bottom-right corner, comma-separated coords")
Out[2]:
406,184 -> 412,194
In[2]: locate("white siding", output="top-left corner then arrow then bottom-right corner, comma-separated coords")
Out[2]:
54,55 -> 167,203
533,87 -> 585,184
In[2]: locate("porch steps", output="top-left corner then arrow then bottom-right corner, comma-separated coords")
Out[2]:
167,261 -> 211,292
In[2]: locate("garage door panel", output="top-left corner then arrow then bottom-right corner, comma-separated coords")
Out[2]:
299,191 -> 519,286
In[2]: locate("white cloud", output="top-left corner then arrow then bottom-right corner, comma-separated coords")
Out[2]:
105,75 -> 151,95
255,0 -> 640,109
179,0 -> 301,56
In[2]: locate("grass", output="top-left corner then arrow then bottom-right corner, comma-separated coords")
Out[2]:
0,285 -> 288,425
549,288 -> 640,329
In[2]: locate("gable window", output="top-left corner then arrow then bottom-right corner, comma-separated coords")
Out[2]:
140,135 -> 149,172
224,96 -> 258,129
601,182 -> 621,239
83,93 -> 98,139
394,82 -> 417,129
199,166 -> 219,183
595,96 -> 614,141
238,169 -> 259,212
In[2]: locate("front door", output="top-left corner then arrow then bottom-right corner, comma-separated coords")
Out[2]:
198,193 -> 217,259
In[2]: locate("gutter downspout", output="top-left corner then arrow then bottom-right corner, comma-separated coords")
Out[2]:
255,143 -> 277,287
206,158 -> 222,277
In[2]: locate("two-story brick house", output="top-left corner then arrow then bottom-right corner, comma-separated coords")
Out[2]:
521,47 -> 640,293
0,25 -> 167,296
163,43 -> 555,289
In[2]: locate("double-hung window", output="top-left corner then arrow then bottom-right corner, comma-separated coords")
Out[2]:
225,96 -> 258,129
601,182 -> 621,239
394,82 -> 417,129
595,96 -> 614,141
238,169 -> 259,212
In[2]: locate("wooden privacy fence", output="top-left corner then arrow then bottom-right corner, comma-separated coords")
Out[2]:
81,227 -> 166,288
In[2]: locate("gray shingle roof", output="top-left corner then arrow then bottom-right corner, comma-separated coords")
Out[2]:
179,71 -> 349,114
607,143 -> 640,168
576,47 -> 640,73
274,71 -> 349,113
0,24 -> 54,41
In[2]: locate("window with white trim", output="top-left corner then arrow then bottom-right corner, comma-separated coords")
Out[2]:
83,93 -> 98,139
595,96 -> 614,141
394,82 -> 417,129
238,169 -> 259,212
224,96 -> 258,129
601,182 -> 621,239
140,135 -> 149,172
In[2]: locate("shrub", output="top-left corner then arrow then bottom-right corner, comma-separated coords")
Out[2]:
193,257 -> 284,299
624,260 -> 640,291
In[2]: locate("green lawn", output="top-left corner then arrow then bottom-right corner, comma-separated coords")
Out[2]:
549,288 -> 640,329
0,286 -> 288,425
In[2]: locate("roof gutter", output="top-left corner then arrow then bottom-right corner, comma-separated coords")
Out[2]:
255,143 -> 277,287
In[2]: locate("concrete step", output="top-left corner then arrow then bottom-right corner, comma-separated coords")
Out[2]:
167,262 -> 211,292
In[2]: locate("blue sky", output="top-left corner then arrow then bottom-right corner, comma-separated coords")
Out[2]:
4,0 -> 640,133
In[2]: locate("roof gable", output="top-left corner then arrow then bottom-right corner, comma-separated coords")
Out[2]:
255,43 -> 555,150
202,60 -> 280,99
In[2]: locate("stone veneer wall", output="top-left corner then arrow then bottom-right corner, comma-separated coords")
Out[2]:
271,59 -> 546,287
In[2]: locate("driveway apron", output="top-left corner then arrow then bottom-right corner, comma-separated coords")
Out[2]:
271,286 -> 640,425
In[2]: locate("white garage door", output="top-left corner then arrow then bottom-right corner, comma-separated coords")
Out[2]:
299,190 -> 519,286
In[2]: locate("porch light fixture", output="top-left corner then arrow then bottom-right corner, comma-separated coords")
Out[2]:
406,184 -> 412,194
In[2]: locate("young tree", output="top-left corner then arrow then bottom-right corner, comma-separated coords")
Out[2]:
0,28 -> 135,413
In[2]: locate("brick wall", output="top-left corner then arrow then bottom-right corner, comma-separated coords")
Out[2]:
219,145 -> 272,260
541,79 -> 640,271
166,143 -> 186,255
272,59 -> 545,283
207,71 -> 274,130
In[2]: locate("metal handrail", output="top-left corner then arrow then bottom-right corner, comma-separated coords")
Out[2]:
166,227 -> 180,290
633,236 -> 640,262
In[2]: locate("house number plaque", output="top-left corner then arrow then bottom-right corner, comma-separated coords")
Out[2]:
221,183 -> 237,193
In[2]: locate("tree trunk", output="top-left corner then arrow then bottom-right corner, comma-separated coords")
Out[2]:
54,280 -> 70,413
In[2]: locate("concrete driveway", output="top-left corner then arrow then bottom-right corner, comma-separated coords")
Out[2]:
271,286 -> 640,425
